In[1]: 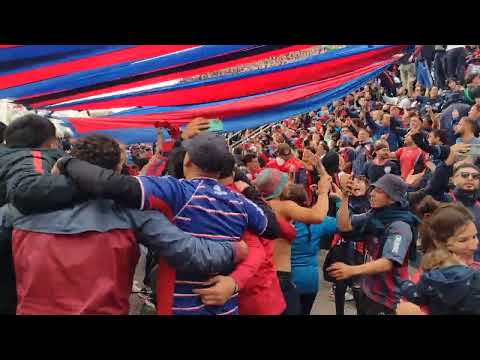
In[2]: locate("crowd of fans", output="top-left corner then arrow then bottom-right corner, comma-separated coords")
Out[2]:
182,46 -> 342,82
1,45 -> 480,316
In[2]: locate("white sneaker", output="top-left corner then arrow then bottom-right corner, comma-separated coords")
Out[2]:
345,289 -> 354,301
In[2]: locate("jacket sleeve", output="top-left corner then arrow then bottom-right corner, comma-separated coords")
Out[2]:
364,112 -> 380,134
6,152 -> 81,214
241,186 -> 280,240
59,157 -> 143,209
412,132 -> 433,153
229,231 -> 266,290
130,209 -> 238,274
422,162 -> 452,197
400,280 -> 428,305
409,162 -> 452,201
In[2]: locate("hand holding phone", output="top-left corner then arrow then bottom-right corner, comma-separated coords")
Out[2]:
208,119 -> 224,133
181,118 -> 211,140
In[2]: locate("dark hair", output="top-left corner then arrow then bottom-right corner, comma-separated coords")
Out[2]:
233,147 -> 243,155
71,134 -> 121,170
318,141 -> 329,153
286,184 -> 308,206
0,122 -> 6,143
412,195 -> 440,219
5,114 -> 56,148
219,152 -> 236,179
431,129 -> 448,144
243,153 -> 257,165
167,147 -> 186,179
454,162 -> 480,175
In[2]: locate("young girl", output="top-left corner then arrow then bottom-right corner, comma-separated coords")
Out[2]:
399,203 -> 480,315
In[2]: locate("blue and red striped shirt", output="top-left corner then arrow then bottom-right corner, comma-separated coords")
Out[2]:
137,175 -> 267,315
350,213 -> 413,310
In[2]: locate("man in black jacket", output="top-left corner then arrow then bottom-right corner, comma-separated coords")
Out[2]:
0,114 -> 81,213
0,114 -> 77,314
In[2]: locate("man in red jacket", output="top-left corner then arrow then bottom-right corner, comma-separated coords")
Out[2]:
265,143 -> 304,174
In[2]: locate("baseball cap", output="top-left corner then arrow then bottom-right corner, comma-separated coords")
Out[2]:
371,174 -> 408,204
254,168 -> 289,200
182,132 -> 230,173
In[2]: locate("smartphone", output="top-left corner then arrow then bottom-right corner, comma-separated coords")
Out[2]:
208,119 -> 224,133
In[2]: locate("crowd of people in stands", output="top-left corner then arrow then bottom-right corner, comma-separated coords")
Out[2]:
1,45 -> 480,316
183,45 -> 340,82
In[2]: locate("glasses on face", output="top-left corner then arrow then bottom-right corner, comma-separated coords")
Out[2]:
459,172 -> 480,180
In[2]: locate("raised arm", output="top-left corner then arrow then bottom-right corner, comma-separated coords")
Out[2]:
364,111 -> 380,134
336,191 -> 353,232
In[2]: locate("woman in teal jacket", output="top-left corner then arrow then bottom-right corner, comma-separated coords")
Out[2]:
286,184 -> 337,315
291,217 -> 337,315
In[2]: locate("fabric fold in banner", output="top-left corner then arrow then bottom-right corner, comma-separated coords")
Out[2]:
0,45 -> 132,76
60,56 -> 398,144
20,45 -> 316,109
46,45 -> 409,111
0,45 -> 260,100
0,45 -> 198,90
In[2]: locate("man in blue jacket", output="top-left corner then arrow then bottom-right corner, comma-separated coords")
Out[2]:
364,110 -> 405,151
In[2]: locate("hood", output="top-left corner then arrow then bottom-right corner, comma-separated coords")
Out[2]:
418,265 -> 475,307
0,147 -> 66,206
0,146 -> 64,164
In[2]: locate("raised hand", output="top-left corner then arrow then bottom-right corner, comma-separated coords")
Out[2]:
181,117 -> 211,140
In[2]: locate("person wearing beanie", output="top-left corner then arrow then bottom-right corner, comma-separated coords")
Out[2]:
328,174 -> 419,315
254,163 -> 332,315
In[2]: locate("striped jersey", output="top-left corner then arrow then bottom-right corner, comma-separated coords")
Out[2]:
351,213 -> 413,310
137,176 -> 267,315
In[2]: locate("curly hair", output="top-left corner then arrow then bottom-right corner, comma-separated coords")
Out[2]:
71,134 -> 121,170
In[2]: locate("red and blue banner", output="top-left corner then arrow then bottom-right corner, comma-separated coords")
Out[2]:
59,47 -> 410,144
45,45 -> 408,111
1,44 -> 413,144
0,45 -> 316,107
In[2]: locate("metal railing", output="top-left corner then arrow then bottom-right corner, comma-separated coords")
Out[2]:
229,123 -> 276,149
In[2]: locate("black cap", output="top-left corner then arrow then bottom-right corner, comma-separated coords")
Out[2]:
182,132 -> 230,173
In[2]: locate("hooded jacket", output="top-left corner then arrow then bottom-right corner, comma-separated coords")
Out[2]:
0,200 -> 240,315
401,265 -> 480,315
0,147 -> 82,313
0,147 -> 81,214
